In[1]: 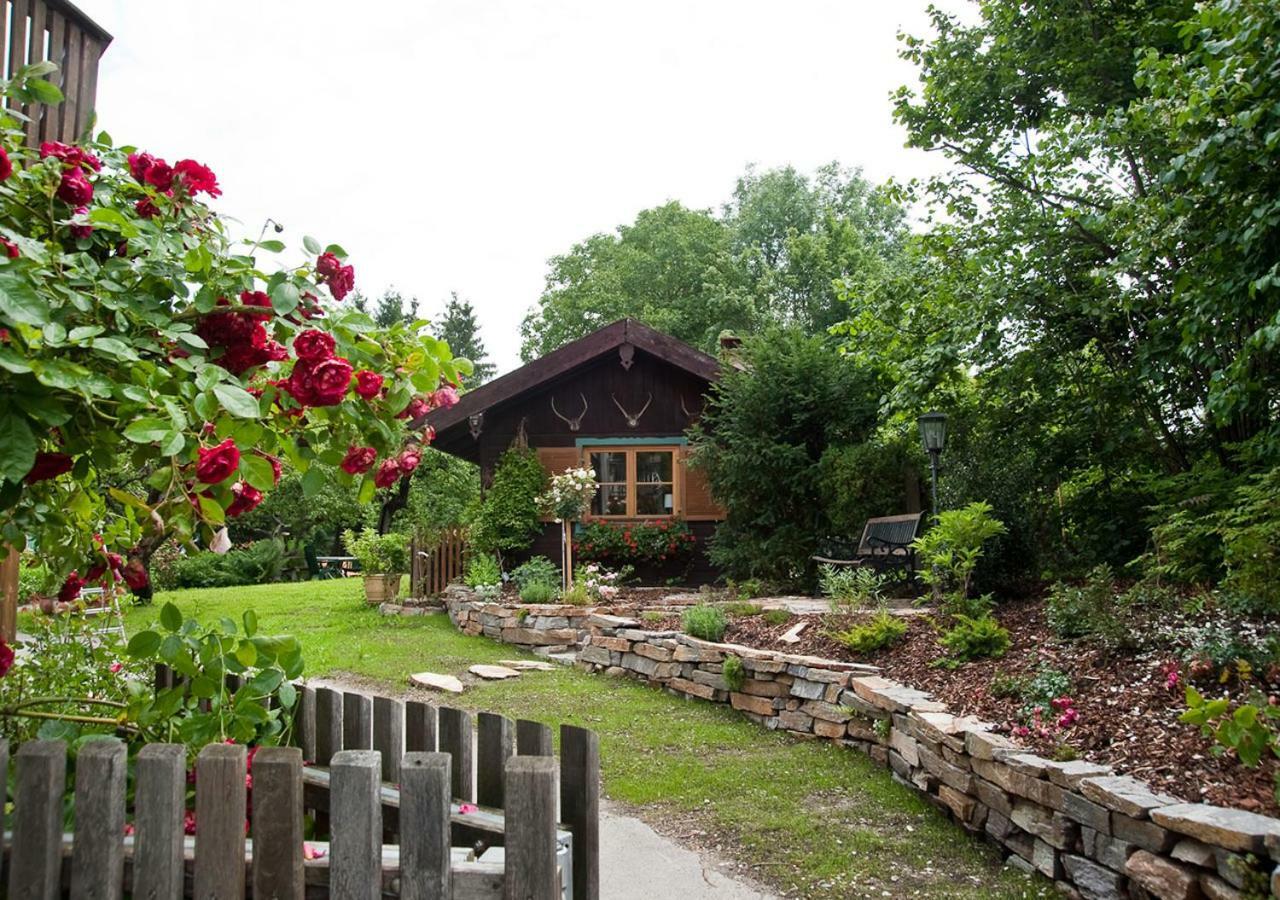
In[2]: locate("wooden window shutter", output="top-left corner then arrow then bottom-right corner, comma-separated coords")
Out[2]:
679,447 -> 724,521
535,447 -> 582,477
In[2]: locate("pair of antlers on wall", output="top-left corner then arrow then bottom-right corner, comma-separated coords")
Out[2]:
550,393 -> 701,431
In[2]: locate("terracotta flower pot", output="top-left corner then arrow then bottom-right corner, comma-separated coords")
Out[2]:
362,573 -> 402,605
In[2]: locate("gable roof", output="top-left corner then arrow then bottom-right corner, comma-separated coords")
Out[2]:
417,319 -> 720,453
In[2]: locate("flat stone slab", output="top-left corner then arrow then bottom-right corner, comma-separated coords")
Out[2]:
1079,775 -> 1180,819
470,664 -> 521,680
409,671 -> 464,694
1150,803 -> 1280,854
778,621 -> 807,644
498,659 -> 556,671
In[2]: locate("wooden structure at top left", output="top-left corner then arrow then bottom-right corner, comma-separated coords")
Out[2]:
2,0 -> 111,146
0,1 -> 109,641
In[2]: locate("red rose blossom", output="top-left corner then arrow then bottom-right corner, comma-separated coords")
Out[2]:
354,370 -> 383,399
0,148 -> 11,181
340,445 -> 377,475
398,449 -> 421,474
315,252 -> 354,301
128,152 -> 157,182
58,571 -> 84,604
286,356 -> 352,407
398,396 -> 429,420
57,168 -> 93,206
293,329 -> 335,362
0,639 -> 13,678
25,452 -> 73,484
145,159 -> 174,192
226,481 -> 264,517
2,238 -> 18,259
259,453 -> 282,484
174,159 -> 221,197
373,458 -> 401,488
70,206 -> 93,239
135,197 -> 160,219
41,141 -> 99,172
430,386 -> 459,410
195,439 -> 240,484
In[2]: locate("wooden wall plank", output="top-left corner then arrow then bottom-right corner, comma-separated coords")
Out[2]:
133,744 -> 186,900
193,742 -> 247,900
297,684 -> 316,762
251,746 -> 304,900
70,738 -> 127,900
315,686 -> 343,764
399,752 -> 452,900
560,724 -> 600,900
503,756 -> 560,900
8,739 -> 65,900
329,750 -> 381,900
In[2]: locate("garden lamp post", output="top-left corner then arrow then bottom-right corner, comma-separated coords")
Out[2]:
918,411 -> 948,520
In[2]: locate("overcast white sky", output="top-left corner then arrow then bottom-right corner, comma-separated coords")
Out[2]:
77,1 -> 961,373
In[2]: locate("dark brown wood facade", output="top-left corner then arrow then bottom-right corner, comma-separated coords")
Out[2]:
2,0 -> 111,146
423,320 -> 726,585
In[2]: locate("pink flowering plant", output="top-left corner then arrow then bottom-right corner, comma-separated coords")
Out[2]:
0,73 -> 471,597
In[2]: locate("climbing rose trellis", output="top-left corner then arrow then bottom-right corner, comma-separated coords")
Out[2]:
0,71 -> 470,597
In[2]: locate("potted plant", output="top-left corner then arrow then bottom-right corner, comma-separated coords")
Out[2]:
342,529 -> 410,605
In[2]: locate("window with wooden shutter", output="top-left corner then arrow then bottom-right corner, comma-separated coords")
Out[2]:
535,447 -> 581,477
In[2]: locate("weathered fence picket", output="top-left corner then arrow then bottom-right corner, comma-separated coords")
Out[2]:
343,690 -> 373,751
2,677 -> 597,900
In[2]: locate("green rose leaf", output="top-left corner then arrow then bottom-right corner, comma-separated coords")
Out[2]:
213,383 -> 261,419
258,239 -> 286,253
0,408 -> 36,483
303,235 -> 322,255
122,417 -> 170,443
0,272 -> 48,325
126,629 -> 162,659
270,281 -> 300,316
239,454 -> 276,492
159,601 -> 183,631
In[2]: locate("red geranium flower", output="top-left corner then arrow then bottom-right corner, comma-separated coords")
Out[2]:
341,446 -> 377,475
373,458 -> 401,488
25,452 -> 73,484
196,439 -> 240,484
226,481 -> 264,517
353,370 -> 383,400
292,329 -> 335,362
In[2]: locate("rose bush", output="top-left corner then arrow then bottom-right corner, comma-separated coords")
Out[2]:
0,70 -> 472,598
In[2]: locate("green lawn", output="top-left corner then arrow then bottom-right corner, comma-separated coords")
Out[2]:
126,581 -> 1047,899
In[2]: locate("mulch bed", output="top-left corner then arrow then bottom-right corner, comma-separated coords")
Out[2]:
648,599 -> 1279,817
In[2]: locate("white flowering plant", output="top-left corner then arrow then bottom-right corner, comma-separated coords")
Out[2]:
538,467 -> 597,523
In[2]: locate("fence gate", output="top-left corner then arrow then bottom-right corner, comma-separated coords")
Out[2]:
411,527 -> 468,598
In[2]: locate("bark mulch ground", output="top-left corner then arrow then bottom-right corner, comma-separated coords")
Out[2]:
647,598 -> 1279,817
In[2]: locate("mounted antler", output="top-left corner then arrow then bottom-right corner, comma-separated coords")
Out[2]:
551,393 -> 588,432
612,392 -> 652,428
680,396 -> 703,421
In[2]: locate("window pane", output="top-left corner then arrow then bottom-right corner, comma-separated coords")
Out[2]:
591,452 -> 627,484
636,451 -> 673,484
592,484 -> 629,516
636,484 -> 673,516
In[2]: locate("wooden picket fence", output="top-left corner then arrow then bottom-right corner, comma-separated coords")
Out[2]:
1,675 -> 600,899
410,526 -> 469,598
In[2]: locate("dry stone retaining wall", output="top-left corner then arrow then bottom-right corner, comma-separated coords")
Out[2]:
435,586 -> 1280,897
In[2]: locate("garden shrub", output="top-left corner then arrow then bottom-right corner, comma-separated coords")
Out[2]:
342,529 -> 409,574
938,614 -> 1010,664
17,553 -> 51,602
640,610 -> 666,623
520,581 -> 556,604
819,564 -> 884,615
170,539 -> 286,589
682,604 -> 728,642
1220,466 -> 1280,614
913,501 -> 1007,602
827,609 -> 907,654
722,601 -> 764,617
464,554 -> 502,589
511,557 -> 559,590
762,608 -> 792,626
468,447 -> 548,557
1045,565 -> 1118,640
722,654 -> 745,692
818,432 -> 922,543
561,580 -> 591,607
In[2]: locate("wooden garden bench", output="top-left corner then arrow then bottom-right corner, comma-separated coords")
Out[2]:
812,512 -> 925,577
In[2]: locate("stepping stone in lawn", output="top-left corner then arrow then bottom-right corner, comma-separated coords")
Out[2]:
469,664 -> 521,680
409,671 -> 464,694
498,659 -> 556,671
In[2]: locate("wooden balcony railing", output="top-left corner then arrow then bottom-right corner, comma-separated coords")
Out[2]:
1,0 -> 111,146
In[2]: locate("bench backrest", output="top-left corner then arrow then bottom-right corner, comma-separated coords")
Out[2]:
856,513 -> 925,556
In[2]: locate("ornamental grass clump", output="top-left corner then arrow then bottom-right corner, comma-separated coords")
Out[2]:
827,609 -> 907,654
682,604 -> 728,642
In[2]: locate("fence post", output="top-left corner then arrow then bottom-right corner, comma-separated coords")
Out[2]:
9,740 -> 66,900
437,706 -> 474,802
400,752 -> 452,900
516,719 -> 554,756
477,712 -> 513,808
504,756 -> 560,900
70,739 -> 127,900
251,747 -> 305,900
373,695 -> 404,783
343,691 -> 373,751
406,699 -> 437,753
315,686 -> 344,765
194,742 -> 247,900
134,744 -> 186,900
560,724 -> 600,900
330,750 -> 382,900
297,684 -> 317,762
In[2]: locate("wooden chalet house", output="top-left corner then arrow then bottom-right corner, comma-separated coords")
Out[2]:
423,319 -> 726,583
